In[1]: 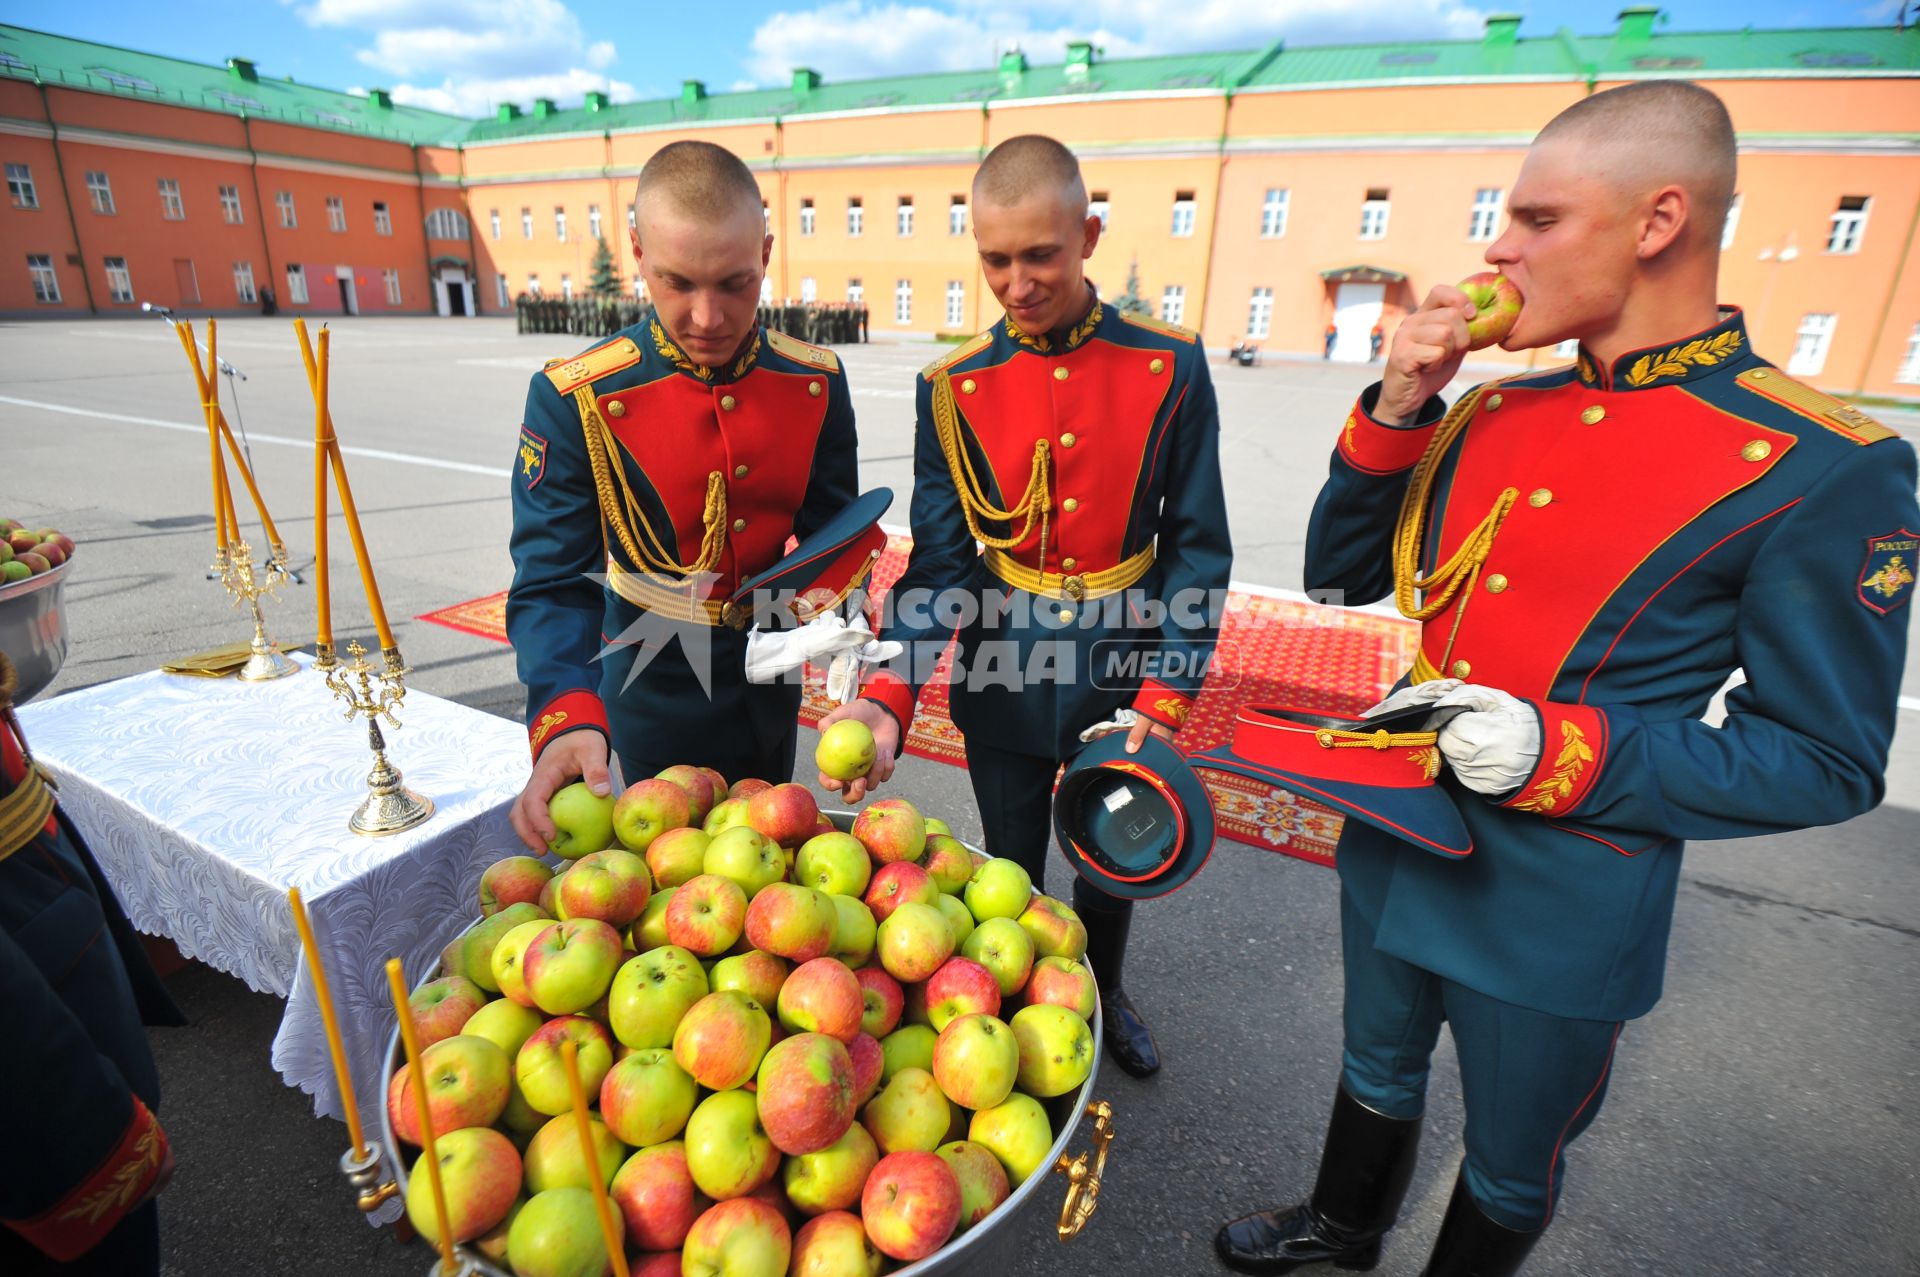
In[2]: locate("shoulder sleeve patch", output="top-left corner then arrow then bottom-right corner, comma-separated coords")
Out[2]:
921,332 -> 993,381
765,328 -> 841,373
1116,309 -> 1199,345
1735,367 -> 1898,445
543,336 -> 642,396
516,426 -> 548,490
1858,528 -> 1918,614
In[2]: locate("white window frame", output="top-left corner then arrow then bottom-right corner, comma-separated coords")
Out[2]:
847,199 -> 863,238
1360,196 -> 1390,240
589,204 -> 602,240
800,200 -> 816,236
425,208 -> 467,241
159,177 -> 184,221
847,278 -> 864,305
383,268 -> 401,306
561,274 -> 573,300
895,278 -> 912,324
496,273 -> 510,308
1721,193 -> 1741,251
897,198 -> 913,237
27,254 -> 60,303
800,276 -> 817,304
554,207 -> 567,243
325,195 -> 346,232
946,279 -> 964,327
1468,187 -> 1502,242
527,274 -> 541,298
521,208 -> 534,240
285,263 -> 308,305
86,171 -> 115,215
1787,312 -> 1837,377
949,199 -> 967,236
276,190 -> 296,228
1260,188 -> 1288,238
1161,284 -> 1185,326
1171,196 -> 1196,238
1246,286 -> 1273,339
1827,198 -> 1868,255
7,163 -> 38,209
233,260 -> 256,304
489,209 -> 501,241
218,184 -> 242,224
373,201 -> 392,236
104,256 -> 133,303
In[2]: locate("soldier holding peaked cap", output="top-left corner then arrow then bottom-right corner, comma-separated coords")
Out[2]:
1215,82 -> 1918,1276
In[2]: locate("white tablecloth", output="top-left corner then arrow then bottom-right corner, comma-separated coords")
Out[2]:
16,652 -> 531,1125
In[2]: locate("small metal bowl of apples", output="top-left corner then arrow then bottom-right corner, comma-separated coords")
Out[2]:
0,521 -> 76,704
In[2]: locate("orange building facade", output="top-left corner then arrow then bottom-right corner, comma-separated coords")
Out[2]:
4,17 -> 1917,395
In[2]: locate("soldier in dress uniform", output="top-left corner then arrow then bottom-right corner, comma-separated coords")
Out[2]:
0,651 -> 184,1275
507,141 -> 871,851
1216,82 -> 1919,1276
818,135 -> 1233,1077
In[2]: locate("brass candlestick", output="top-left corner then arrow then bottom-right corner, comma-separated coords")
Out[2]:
321,640 -> 434,836
221,538 -> 300,681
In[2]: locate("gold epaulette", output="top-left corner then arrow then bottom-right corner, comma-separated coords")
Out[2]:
543,336 -> 642,395
922,332 -> 993,381
765,328 -> 840,373
1735,367 -> 1898,445
1116,309 -> 1198,345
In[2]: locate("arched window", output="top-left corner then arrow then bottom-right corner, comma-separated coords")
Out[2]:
425,207 -> 470,241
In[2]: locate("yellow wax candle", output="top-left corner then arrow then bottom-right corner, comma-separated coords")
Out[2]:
286,888 -> 365,1157
311,328 -> 332,650
562,1039 -> 631,1277
297,324 -> 397,653
385,958 -> 459,1275
178,322 -> 228,551
190,324 -> 242,545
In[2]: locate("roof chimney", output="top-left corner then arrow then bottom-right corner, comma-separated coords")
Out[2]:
792,67 -> 822,93
584,90 -> 609,111
1483,14 -> 1522,46
367,87 -> 393,110
533,97 -> 558,117
1616,6 -> 1662,42
1065,40 -> 1097,73
226,57 -> 258,83
999,49 -> 1028,77
496,102 -> 522,121
681,79 -> 707,104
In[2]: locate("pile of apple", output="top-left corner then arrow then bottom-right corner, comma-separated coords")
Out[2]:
0,520 -> 75,585
392,744 -> 1098,1277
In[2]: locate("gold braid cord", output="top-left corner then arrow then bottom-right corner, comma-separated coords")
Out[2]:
573,387 -> 726,585
931,371 -> 1052,553
1392,386 -> 1519,631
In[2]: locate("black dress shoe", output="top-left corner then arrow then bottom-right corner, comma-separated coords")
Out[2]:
1100,986 -> 1161,1077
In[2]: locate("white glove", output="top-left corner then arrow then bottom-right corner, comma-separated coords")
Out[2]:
1361,678 -> 1462,722
1430,683 -> 1540,796
744,614 -> 903,705
1078,708 -> 1140,744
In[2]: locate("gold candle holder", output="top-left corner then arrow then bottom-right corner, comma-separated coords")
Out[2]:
224,539 -> 300,682
323,640 -> 434,836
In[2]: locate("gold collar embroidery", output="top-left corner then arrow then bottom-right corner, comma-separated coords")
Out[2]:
1004,293 -> 1104,356
649,319 -> 764,383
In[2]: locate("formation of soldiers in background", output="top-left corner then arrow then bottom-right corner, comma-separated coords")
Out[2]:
515,295 -> 871,344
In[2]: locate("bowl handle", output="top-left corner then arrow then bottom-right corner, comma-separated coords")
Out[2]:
1052,1098 -> 1114,1241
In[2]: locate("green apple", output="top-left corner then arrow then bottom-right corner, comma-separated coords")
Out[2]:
921,834 -> 976,895
546,781 -> 617,859
508,1187 -> 619,1277
709,949 -> 789,1008
878,1024 -> 937,1083
815,719 -> 877,781
936,1139 -> 1010,1232
607,944 -> 709,1050
934,894 -> 975,949
795,832 -> 872,898
932,1013 -> 1018,1110
524,1113 -> 626,1193
702,825 -> 786,899
632,886 -> 675,951
963,857 -> 1032,922
828,894 -> 877,968
523,918 -> 624,1015
462,997 -> 545,1060
404,1125 -> 521,1245
703,796 -> 753,835
515,1016 -> 615,1117
599,1047 -> 698,1147
645,826 -> 710,889
782,1120 -> 879,1215
924,818 -> 952,837
490,919 -> 553,1008
968,1092 -> 1054,1187
961,917 -> 1035,997
1017,893 -> 1089,960
683,1088 -> 781,1200
860,1066 -> 949,1154
681,1195 -> 792,1277
876,901 -> 954,984
1009,1003 -> 1095,1097
445,901 -> 548,992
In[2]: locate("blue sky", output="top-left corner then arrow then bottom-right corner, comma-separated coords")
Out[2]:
6,0 -> 1905,117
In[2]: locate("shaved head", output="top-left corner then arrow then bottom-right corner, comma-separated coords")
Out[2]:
632,140 -> 763,239
973,134 -> 1087,212
1535,80 -> 1737,246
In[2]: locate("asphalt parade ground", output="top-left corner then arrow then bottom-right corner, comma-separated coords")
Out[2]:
3,315 -> 1917,1276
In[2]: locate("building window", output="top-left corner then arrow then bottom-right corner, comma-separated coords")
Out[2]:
276,190 -> 296,228
323,195 -> 344,232
527,274 -> 541,297
759,276 -> 773,304
561,274 -> 573,300
378,268 -> 399,306
86,171 -> 115,215
895,278 -> 912,324
104,256 -> 133,303
1788,313 -> 1837,376
800,198 -> 815,236
1089,191 -> 1109,230
233,261 -> 256,304
848,278 -> 864,305
425,208 -> 469,241
489,209 -> 501,241
216,184 -> 242,224
946,280 -> 964,327
1721,193 -> 1741,251
554,207 -> 567,242
373,201 -> 392,236
1161,284 -> 1185,326
633,277 -> 646,301
897,197 -> 913,237
847,198 -> 863,238
800,276 -> 817,304
1260,188 -> 1288,238
27,254 -> 60,303
1360,188 -> 1390,240
1827,196 -> 1868,254
1468,187 -> 1501,242
1171,192 -> 1196,238
1898,322 -> 1920,385
159,178 -> 184,220
7,163 -> 38,209
285,263 -> 308,304
949,197 -> 967,236
589,204 -> 602,240
496,273 -> 510,308
1247,286 -> 1273,339
762,202 -> 770,233
628,206 -> 637,231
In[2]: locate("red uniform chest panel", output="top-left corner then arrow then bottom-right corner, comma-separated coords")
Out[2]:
962,339 -> 1174,569
601,369 -> 828,586
1424,383 -> 1795,697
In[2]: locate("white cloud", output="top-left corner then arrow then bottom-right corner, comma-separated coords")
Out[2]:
390,72 -> 639,117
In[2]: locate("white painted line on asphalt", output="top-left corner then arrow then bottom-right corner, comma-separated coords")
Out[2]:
0,395 -> 512,479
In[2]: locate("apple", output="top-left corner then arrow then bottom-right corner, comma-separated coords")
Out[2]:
6,531 -> 39,555
811,814 -> 837,839
1017,893 -> 1088,960
444,901 -> 548,992
1027,955 -> 1098,1020
747,782 -> 820,847
795,832 -> 871,898
645,826 -> 711,889
756,1032 -> 857,1158
962,917 -> 1035,997
744,882 -> 838,963
936,1139 -> 1010,1232
610,1139 -> 711,1252
1458,271 -> 1523,350
17,552 -> 49,575
607,943 -> 708,1049
777,957 -> 864,1043
500,1083 -> 546,1137
408,974 -> 486,1047
386,1033 -> 512,1144
404,1125 -> 521,1246
613,777 -> 692,853
920,835 -> 974,895
480,855 -> 554,916
656,763 -> 719,823
630,1252 -> 683,1277
672,989 -> 773,1090
699,765 -> 730,795
600,1046 -> 698,1146
633,886 -> 676,950
861,1066 -> 950,1155
490,919 -> 553,1008
704,796 -> 754,835
968,1092 -> 1053,1187
876,901 -> 955,984
730,777 -> 774,800
792,1208 -> 885,1276
852,798 -> 926,866
934,894 -> 975,949
0,561 -> 26,585
555,848 -> 652,928
524,1113 -> 626,1194
703,826 -> 786,899
683,1195 -> 792,1277
861,1149 -> 960,1262
863,861 -> 939,924
508,1186 -> 620,1277
924,818 -> 952,837
827,894 -> 877,968
31,541 -> 66,568
854,967 -> 904,1038
472,1196 -> 523,1263
879,1024 -> 937,1084
547,781 -> 617,859
925,956 -> 1001,1031
963,857 -> 1032,922
1010,1003 -> 1095,1097
523,918 -> 624,1015
463,997 -> 545,1060
932,1013 -> 1019,1110
665,873 -> 749,957
782,1119 -> 879,1216
684,1088 -> 781,1200
538,872 -> 562,917
815,720 -> 877,783
846,1032 -> 885,1108
710,949 -> 789,1009
515,1015 -> 615,1117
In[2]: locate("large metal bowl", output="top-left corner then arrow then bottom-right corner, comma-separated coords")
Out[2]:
0,558 -> 71,703
380,812 -> 1114,1274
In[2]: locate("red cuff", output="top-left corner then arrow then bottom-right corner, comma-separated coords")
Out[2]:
529,690 -> 609,761
1133,680 -> 1194,732
1502,701 -> 1608,818
6,1098 -> 167,1261
1335,394 -> 1440,476
860,670 -> 916,735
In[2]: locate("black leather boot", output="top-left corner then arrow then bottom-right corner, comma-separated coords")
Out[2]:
1079,896 -> 1159,1077
1418,1174 -> 1541,1277
1216,1088 -> 1422,1274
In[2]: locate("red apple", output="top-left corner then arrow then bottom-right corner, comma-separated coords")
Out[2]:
862,861 -> 938,924
613,777 -> 692,853
480,855 -> 554,916
664,873 -> 748,957
860,1150 -> 961,1261
645,826 -> 711,889
729,777 -> 774,800
921,834 -> 975,895
600,1046 -> 698,1147
936,1139 -> 1010,1232
523,1112 -> 625,1194
630,1251 -> 684,1277
745,882 -> 838,963
877,901 -> 955,984
610,1139 -> 711,1252
1458,271 -> 1523,350
408,974 -> 486,1048
385,1033 -> 511,1144
655,763 -> 718,823
1017,893 -> 1088,960
846,1032 -> 885,1108
30,540 -> 65,567
672,989 -> 773,1091
925,956 -> 1001,1031
756,1031 -> 857,1155
792,1209 -> 885,1275
828,894 -> 877,969
683,1195 -> 791,1277
555,848 -> 652,928
1026,954 -> 1098,1020
404,1125 -> 521,1246
854,967 -> 904,1039
710,949 -> 790,1008
777,957 -> 864,1043
746,782 -> 820,847
852,798 -> 927,865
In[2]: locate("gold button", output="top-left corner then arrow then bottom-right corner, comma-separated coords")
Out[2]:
732,518 -> 747,533
1062,557 -> 1078,570
1741,440 -> 1772,462
1750,369 -> 1769,380
1451,660 -> 1472,679
1062,498 -> 1079,513
606,399 -> 627,418
1486,394 -> 1503,411
961,379 -> 976,394
721,395 -> 738,412
808,381 -> 822,397
1529,488 -> 1552,508
1054,366 -> 1070,381
1061,432 -> 1077,448
1485,573 -> 1509,594
734,464 -> 749,479
1058,608 -> 1075,623
1580,405 -> 1605,425
1150,358 -> 1165,374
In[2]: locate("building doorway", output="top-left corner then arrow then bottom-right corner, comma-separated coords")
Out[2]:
435,264 -> 473,317
1332,282 -> 1384,362
173,258 -> 200,306
335,266 -> 358,315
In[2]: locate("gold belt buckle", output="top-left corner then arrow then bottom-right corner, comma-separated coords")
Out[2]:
1063,574 -> 1087,602
720,601 -> 748,630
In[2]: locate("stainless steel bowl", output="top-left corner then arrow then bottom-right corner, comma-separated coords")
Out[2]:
0,558 -> 71,703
